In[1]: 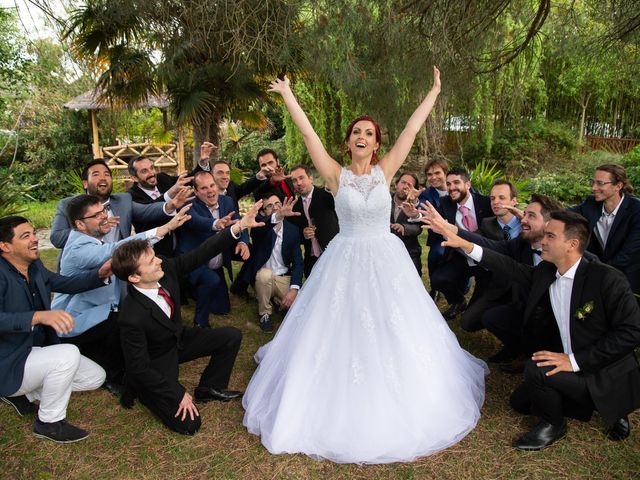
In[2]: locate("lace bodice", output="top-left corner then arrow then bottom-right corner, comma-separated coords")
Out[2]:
335,165 -> 391,237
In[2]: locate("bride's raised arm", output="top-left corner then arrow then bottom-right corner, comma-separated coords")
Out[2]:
268,77 -> 342,193
379,66 -> 441,183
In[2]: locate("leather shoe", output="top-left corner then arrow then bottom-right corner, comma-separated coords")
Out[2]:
102,381 -> 123,397
513,420 -> 567,451
194,387 -> 244,403
488,346 -> 520,364
606,416 -> 631,441
443,301 -> 467,321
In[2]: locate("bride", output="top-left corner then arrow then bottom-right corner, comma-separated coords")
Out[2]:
242,67 -> 488,464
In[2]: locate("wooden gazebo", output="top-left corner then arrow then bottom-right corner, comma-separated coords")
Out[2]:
63,90 -> 186,174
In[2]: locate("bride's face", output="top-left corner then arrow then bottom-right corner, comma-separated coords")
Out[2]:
348,121 -> 379,159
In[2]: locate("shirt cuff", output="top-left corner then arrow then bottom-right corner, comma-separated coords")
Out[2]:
144,228 -> 162,245
230,225 -> 242,239
290,285 -> 300,290
407,213 -> 423,223
162,203 -> 177,216
213,220 -> 223,231
163,191 -> 172,202
569,353 -> 580,372
256,172 -> 267,181
467,244 -> 483,263
199,159 -> 211,171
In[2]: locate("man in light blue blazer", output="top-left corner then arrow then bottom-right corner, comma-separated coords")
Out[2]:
51,195 -> 189,392
176,171 -> 250,327
50,159 -> 192,251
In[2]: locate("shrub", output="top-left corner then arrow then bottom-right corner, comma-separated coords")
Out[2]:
622,145 -> 640,191
522,171 -> 592,205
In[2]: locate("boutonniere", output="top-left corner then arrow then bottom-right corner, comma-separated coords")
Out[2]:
575,300 -> 594,321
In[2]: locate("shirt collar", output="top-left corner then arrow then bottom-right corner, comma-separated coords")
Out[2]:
602,194 -> 624,216
302,186 -> 315,200
555,257 -> 582,281
139,185 -> 161,196
458,193 -> 475,210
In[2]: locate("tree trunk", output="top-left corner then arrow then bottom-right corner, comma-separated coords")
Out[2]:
578,93 -> 591,145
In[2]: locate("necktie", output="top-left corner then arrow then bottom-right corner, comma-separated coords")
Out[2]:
150,189 -> 161,200
502,225 -> 511,240
458,205 -> 478,232
303,196 -> 322,257
597,211 -> 614,247
157,287 -> 174,318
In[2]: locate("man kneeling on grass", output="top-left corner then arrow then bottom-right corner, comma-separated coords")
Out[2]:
111,201 -> 265,434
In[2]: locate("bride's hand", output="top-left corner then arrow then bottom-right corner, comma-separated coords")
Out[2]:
268,76 -> 291,96
431,66 -> 441,93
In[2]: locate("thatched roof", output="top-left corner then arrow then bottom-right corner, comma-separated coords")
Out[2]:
63,90 -> 170,110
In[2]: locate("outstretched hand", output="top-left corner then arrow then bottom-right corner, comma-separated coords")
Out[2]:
162,204 -> 192,234
276,197 -> 302,220
237,200 -> 267,231
441,230 -> 474,253
432,66 -> 441,92
268,76 -> 291,96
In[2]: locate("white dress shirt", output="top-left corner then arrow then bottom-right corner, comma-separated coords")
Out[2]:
597,194 -> 624,248
133,284 -> 172,319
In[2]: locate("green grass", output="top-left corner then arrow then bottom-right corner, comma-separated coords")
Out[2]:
2,246 -> 639,479
19,200 -> 59,229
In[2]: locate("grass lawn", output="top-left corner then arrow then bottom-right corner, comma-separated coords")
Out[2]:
1,247 -> 639,479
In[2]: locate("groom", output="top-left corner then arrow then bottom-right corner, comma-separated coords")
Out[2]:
439,210 -> 640,450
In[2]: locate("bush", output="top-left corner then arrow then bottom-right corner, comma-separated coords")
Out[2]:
622,145 -> 640,191
522,170 -> 592,205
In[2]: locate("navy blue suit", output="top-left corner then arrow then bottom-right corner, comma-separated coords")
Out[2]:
430,192 -> 493,305
0,257 -> 103,397
249,218 -> 304,288
419,187 -> 447,275
570,195 -> 640,295
176,195 -> 248,326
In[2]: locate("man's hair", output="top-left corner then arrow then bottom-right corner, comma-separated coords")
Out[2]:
0,216 -> 29,243
491,179 -> 517,199
261,191 -> 283,203
290,164 -> 312,176
596,164 -> 634,194
212,160 -> 230,170
256,148 -> 279,163
127,156 -> 152,177
549,210 -> 590,253
81,159 -> 110,181
112,239 -> 151,281
397,172 -> 419,188
66,194 -> 102,226
193,170 -> 215,188
529,194 -> 564,221
423,158 -> 449,177
446,167 -> 470,183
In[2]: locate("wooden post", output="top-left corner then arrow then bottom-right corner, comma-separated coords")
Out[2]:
177,128 -> 186,172
90,110 -> 101,158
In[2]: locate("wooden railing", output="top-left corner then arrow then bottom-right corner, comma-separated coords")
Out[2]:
584,136 -> 640,154
100,142 -> 183,173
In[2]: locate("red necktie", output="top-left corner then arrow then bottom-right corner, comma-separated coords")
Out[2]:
157,287 -> 174,318
279,180 -> 293,198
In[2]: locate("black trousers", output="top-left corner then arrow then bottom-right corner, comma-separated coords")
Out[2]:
482,303 -> 524,353
510,360 -> 595,426
62,312 -> 124,383
137,326 -> 242,435
303,254 -> 319,279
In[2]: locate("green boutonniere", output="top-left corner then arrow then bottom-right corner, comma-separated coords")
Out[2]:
575,300 -> 594,320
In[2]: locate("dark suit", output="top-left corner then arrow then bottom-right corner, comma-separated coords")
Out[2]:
253,177 -> 295,201
249,219 -> 304,288
0,257 -> 103,397
118,228 -> 242,434
176,195 -> 248,325
570,195 -> 640,295
480,249 -> 640,426
222,176 -> 267,212
390,196 -> 422,275
288,187 -> 339,277
419,187 -> 447,283
429,192 -> 492,305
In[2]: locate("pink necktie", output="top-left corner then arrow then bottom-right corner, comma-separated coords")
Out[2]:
459,205 -> 478,232
303,196 -> 322,257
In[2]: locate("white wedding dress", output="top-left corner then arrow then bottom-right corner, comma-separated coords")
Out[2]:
242,165 -> 488,464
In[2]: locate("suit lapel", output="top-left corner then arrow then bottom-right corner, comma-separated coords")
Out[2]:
129,285 -> 176,332
109,196 -> 128,240
529,265 -> 557,312
604,196 -> 628,254
569,258 -> 589,322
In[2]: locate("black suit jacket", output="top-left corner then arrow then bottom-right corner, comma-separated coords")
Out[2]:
253,177 -> 295,201
479,217 -> 507,241
224,176 -> 266,212
289,187 -> 339,256
128,173 -> 179,257
249,219 -> 304,287
570,195 -> 640,293
117,229 -> 236,407
433,193 -> 492,260
390,196 -> 422,263
480,249 -> 640,424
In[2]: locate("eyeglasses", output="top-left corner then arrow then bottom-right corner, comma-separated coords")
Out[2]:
591,180 -> 614,187
80,208 -> 108,220
263,202 -> 283,210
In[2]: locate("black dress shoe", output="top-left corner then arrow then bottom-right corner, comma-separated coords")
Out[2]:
488,347 -> 520,364
606,416 -> 631,441
513,420 -> 567,451
443,301 -> 467,321
194,387 -> 244,403
1,395 -> 38,416
102,381 -> 123,397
